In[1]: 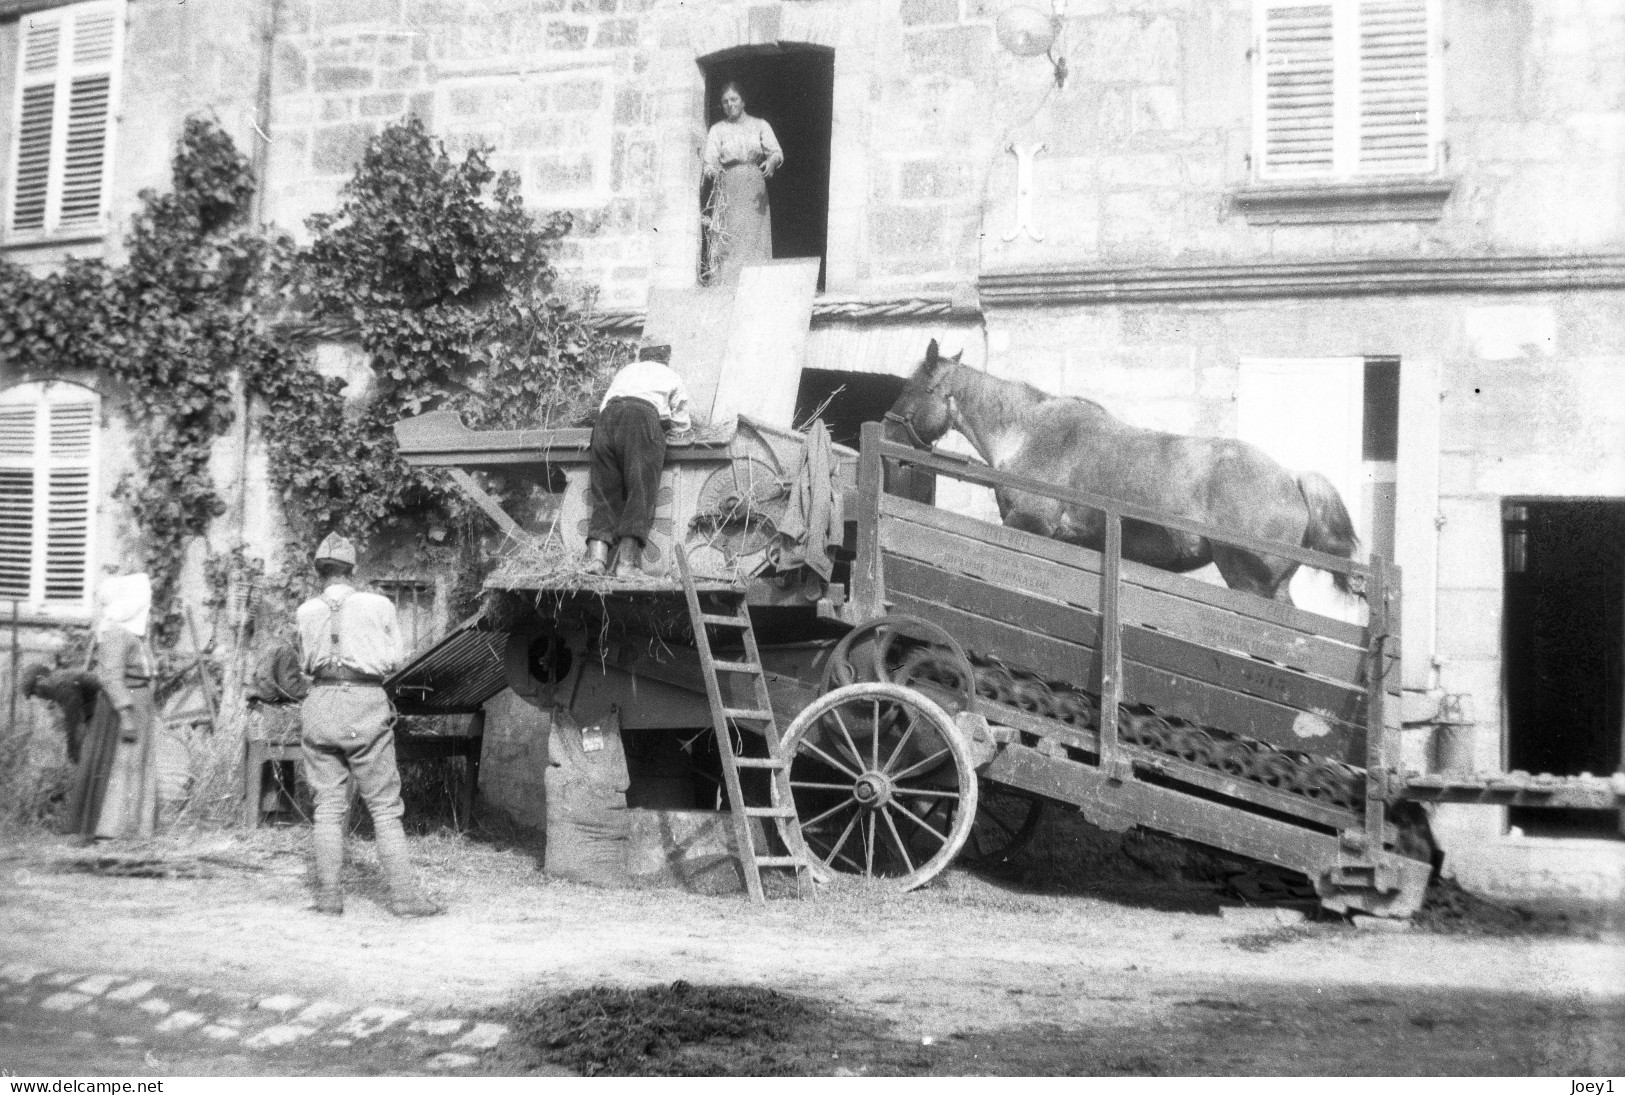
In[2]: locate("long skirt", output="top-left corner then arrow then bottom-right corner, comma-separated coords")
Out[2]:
706,163 -> 773,285
91,688 -> 159,840
61,689 -> 117,839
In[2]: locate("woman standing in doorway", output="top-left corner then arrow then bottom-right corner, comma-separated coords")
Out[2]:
702,81 -> 783,285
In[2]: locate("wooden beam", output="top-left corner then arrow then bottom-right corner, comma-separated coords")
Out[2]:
877,437 -> 1383,581
446,468 -> 533,545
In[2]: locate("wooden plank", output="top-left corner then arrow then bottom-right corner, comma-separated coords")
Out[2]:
1098,514 -> 1126,774
712,259 -> 821,429
882,493 -> 1375,651
984,743 -> 1344,875
881,508 -> 1382,690
853,422 -> 886,620
643,284 -> 736,422
448,469 -> 533,544
875,437 -> 1372,581
393,411 -> 734,467
885,554 -> 1372,731
886,592 -> 1367,764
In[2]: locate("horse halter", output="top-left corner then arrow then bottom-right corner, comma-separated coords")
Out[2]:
883,357 -> 961,450
882,409 -> 932,449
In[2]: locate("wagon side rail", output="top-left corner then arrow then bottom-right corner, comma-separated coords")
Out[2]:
853,422 -> 1400,890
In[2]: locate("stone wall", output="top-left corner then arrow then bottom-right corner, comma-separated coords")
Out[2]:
981,0 -> 1625,274
0,0 -> 266,269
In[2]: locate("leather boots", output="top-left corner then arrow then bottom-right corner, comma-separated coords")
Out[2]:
612,537 -> 642,578
312,823 -> 345,915
581,538 -> 611,575
375,821 -> 444,918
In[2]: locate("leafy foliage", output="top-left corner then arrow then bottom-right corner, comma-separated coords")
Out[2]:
0,118 -> 300,642
279,117 -> 631,543
0,115 -> 627,646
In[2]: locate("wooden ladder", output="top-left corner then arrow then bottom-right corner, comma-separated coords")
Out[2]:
676,546 -> 809,903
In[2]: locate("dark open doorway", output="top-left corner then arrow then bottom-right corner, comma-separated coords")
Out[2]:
700,45 -> 833,290
1503,499 -> 1625,840
795,367 -> 933,504
793,368 -> 904,449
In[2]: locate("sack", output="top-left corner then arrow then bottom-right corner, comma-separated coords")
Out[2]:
543,710 -> 631,887
249,641 -> 310,705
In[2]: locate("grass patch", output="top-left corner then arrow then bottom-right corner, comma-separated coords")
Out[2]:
505,980 -> 835,1076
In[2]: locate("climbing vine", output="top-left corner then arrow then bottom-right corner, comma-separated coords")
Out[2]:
276,116 -> 630,544
0,115 -> 627,645
0,117 -> 300,644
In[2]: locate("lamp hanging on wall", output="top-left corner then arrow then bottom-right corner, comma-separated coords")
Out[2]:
995,0 -> 1068,88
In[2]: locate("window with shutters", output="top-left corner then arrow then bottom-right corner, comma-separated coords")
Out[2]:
0,382 -> 98,615
5,1 -> 124,240
1252,0 -> 1441,182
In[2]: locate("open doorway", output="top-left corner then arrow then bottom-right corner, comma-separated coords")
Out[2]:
699,45 -> 833,290
1503,499 -> 1625,840
795,367 -> 933,505
793,368 -> 903,448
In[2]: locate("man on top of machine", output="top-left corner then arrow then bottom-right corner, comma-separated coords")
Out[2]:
582,343 -> 695,578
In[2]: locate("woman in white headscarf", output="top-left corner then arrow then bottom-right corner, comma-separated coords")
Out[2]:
85,574 -> 159,840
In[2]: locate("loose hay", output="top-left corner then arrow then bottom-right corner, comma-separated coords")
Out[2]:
506,980 -> 830,1076
1414,876 -> 1580,937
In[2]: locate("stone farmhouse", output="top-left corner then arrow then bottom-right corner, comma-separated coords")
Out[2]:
1,0 -> 1621,909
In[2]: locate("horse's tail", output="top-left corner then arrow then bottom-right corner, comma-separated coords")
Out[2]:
1297,471 -> 1360,596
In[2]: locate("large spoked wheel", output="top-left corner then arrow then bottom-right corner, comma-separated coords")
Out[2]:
820,616 -> 978,717
775,682 -> 978,891
958,786 -> 1047,870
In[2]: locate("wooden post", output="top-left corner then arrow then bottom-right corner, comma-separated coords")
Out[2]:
8,600 -> 19,735
854,422 -> 885,622
1364,556 -> 1390,856
1098,511 -> 1126,779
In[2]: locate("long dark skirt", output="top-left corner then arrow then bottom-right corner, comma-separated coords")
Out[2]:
65,687 -> 158,841
706,163 -> 772,285
60,688 -> 118,840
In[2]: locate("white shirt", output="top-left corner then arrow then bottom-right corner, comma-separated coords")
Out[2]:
601,360 -> 693,432
297,584 -> 404,679
703,115 -> 783,176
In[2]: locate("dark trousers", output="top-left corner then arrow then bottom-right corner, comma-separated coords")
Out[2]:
588,397 -> 666,544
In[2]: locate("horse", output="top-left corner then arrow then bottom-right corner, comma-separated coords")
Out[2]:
882,340 -> 1361,605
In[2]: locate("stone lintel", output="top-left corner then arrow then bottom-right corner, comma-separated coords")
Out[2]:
1231,177 -> 1458,226
978,253 -> 1625,307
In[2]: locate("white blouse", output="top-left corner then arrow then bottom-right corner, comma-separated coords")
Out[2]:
703,115 -> 783,176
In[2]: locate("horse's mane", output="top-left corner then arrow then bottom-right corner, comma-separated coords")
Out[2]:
963,366 -> 1116,423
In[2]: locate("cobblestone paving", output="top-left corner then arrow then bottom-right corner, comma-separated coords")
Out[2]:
0,963 -> 508,1073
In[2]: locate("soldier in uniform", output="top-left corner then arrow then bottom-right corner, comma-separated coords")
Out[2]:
296,533 -> 441,917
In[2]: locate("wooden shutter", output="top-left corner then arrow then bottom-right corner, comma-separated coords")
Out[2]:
0,405 -> 37,601
45,400 -> 94,603
9,18 -> 61,232
1358,0 -> 1435,173
7,2 -> 123,235
1256,0 -> 1437,180
1259,3 -> 1336,178
0,384 -> 98,611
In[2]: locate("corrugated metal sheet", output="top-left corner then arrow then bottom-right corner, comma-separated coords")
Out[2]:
385,610 -> 510,714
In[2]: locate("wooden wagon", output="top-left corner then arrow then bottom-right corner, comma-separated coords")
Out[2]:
390,412 -> 1625,917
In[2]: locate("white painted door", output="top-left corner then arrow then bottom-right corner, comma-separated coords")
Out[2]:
1237,358 -> 1366,622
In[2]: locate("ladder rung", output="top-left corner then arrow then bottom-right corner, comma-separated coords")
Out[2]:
699,613 -> 750,628
750,856 -> 806,868
712,660 -> 763,675
732,757 -> 788,769
722,707 -> 774,722
742,806 -> 799,818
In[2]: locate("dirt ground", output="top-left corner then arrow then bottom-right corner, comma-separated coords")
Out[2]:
2,819 -> 1623,1076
